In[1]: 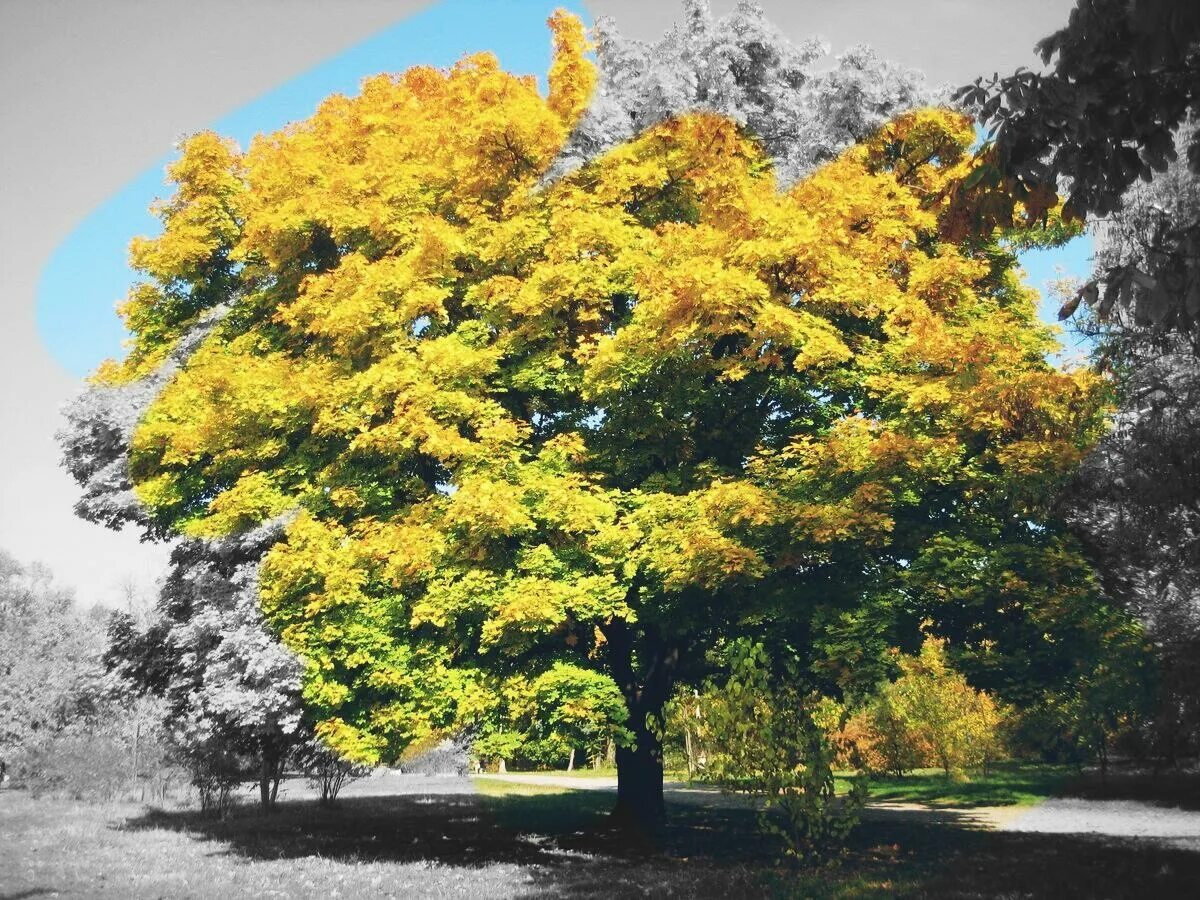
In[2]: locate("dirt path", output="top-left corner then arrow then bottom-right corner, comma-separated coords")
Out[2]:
477,773 -> 1200,845
477,773 -> 1013,825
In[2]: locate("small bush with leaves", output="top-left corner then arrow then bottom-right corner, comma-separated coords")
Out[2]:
698,640 -> 868,865
870,637 -> 1008,777
179,743 -> 246,817
295,738 -> 369,805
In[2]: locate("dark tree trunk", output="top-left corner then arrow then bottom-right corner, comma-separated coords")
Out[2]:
1098,729 -> 1109,785
603,618 -> 679,832
613,716 -> 665,827
259,742 -> 281,812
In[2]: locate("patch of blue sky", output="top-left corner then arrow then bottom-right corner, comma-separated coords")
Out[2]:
1016,232 -> 1096,366
38,0 -> 586,378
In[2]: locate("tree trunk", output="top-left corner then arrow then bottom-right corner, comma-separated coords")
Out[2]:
132,718 -> 140,794
498,758 -> 507,774
613,721 -> 665,828
567,747 -> 576,772
259,743 -> 280,812
602,617 -> 679,831
1098,729 -> 1109,785
259,767 -> 272,811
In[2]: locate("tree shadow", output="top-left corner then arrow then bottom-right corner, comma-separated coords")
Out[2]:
118,787 -> 772,897
116,783 -> 1200,898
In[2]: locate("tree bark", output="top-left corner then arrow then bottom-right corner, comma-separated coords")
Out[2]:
603,618 -> 679,831
259,742 -> 280,812
613,718 -> 666,827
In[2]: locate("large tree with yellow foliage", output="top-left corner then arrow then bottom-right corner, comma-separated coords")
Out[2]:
62,8 -> 1105,827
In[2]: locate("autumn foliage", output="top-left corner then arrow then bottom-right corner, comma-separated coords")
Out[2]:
77,10 -> 1107,825
860,638 -> 1008,777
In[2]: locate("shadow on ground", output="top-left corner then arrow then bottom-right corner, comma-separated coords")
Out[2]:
117,780 -> 1200,898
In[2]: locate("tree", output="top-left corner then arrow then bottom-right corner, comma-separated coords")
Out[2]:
61,8 -> 1105,831
955,0 -> 1200,762
956,0 -> 1200,333
0,550 -> 104,776
474,662 -> 630,770
553,0 -> 935,186
1055,126 -> 1200,766
869,637 -> 1008,777
103,524 -> 308,812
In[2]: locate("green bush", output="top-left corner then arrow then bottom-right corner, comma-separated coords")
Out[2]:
695,640 -> 867,865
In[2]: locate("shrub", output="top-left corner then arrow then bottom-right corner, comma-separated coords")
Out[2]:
186,747 -> 244,817
12,731 -> 129,801
296,739 -> 369,805
7,692 -> 181,804
869,637 -> 1008,777
697,640 -> 867,865
398,732 -> 473,776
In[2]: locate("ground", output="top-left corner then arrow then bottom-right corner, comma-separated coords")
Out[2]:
2,767 -> 1198,898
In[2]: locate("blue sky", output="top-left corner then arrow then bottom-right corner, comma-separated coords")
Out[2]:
36,0 -> 1092,378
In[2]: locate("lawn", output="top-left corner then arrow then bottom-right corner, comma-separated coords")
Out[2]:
839,763 -> 1079,808
3,770 -> 1199,898
471,773 -> 1200,897
497,761 -> 1075,808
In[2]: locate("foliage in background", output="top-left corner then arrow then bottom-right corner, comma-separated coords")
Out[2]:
551,0 -> 935,186
958,0 -> 1200,334
0,549 -> 182,802
0,550 -> 104,773
1058,123 -> 1200,768
867,637 -> 1007,777
473,662 -> 630,770
889,528 -> 1157,771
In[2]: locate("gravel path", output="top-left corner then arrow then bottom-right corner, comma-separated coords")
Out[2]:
1004,797 -> 1200,848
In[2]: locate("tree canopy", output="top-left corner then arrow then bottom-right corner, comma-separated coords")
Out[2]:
61,7 -> 1108,827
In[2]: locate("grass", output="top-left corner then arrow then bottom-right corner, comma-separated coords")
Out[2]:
481,766 -> 687,780
3,769 -> 1200,898
493,760 -> 1072,808
840,763 -> 1078,808
495,765 -> 619,779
